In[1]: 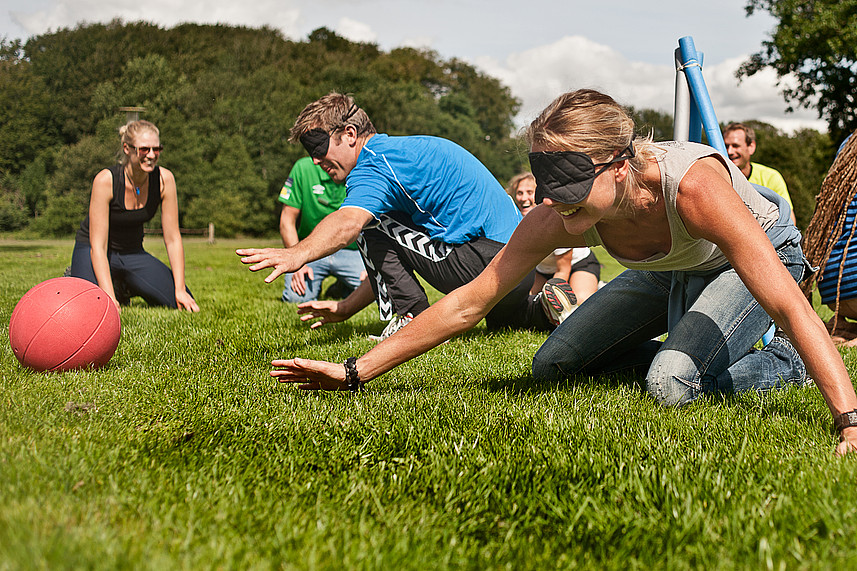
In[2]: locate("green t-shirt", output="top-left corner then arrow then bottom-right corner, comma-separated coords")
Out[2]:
748,162 -> 793,209
277,157 -> 357,250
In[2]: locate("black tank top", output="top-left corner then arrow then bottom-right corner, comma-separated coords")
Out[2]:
75,164 -> 162,253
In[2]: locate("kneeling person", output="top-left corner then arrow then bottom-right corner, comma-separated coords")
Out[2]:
238,93 -> 572,338
278,156 -> 364,303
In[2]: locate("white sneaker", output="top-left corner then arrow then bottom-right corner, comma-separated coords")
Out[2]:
539,278 -> 577,326
368,313 -> 414,341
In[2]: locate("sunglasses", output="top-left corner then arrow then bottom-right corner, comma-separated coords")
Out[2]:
529,143 -> 635,205
127,144 -> 163,156
299,104 -> 361,159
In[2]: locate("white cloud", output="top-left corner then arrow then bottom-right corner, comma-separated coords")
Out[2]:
476,36 -> 825,134
335,17 -> 376,44
12,0 -> 302,39
400,35 -> 434,51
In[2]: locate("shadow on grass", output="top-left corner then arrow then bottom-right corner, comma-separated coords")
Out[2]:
480,372 -> 645,396
0,244 -> 45,252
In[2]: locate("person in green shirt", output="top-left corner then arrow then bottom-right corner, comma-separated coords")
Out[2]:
277,157 -> 365,303
723,123 -> 796,224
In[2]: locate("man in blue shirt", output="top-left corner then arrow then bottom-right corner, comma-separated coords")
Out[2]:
238,93 -> 574,339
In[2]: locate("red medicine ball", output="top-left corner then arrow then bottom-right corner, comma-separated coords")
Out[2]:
9,277 -> 121,372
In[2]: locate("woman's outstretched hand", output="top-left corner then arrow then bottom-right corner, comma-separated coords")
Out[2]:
270,357 -> 352,391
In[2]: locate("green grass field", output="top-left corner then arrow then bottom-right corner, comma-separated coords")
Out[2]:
1,238 -> 856,570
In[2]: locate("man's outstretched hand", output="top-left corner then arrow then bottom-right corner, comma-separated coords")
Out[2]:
236,247 -> 302,283
296,300 -> 351,329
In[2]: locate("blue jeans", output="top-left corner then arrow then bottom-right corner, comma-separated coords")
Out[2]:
281,248 -> 365,303
532,242 -> 810,406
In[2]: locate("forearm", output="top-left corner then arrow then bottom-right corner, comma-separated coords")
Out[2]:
292,212 -> 363,265
553,252 -> 573,280
337,280 -> 376,317
355,283 -> 493,381
164,237 -> 188,290
783,308 -> 857,415
279,219 -> 299,248
89,245 -> 116,298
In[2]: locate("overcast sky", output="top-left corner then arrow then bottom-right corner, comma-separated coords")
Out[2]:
1,0 -> 826,133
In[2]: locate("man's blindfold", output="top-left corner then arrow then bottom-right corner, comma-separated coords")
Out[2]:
299,104 -> 361,159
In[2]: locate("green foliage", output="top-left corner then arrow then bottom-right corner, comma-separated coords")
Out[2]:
740,0 -> 857,143
4,21 -> 523,237
0,55 -> 58,175
29,136 -> 114,236
1,239 -> 857,568
737,120 -> 835,229
0,19 -> 841,238
183,135 -> 271,237
628,106 -> 675,141
0,174 -> 28,231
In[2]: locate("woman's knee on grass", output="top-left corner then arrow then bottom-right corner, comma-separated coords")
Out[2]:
645,348 -> 703,407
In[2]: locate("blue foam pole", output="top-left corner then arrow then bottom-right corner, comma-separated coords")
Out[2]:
688,51 -> 704,144
677,36 -> 777,347
678,36 -> 727,157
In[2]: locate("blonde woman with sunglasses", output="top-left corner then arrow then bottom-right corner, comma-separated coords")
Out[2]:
267,90 -> 857,455
70,120 -> 199,312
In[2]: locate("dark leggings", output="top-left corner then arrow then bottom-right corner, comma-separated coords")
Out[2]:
70,243 -> 193,308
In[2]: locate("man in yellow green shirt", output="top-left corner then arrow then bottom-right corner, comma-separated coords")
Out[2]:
723,123 -> 796,224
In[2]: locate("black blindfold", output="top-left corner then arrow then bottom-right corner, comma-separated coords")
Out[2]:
529,143 -> 635,205
299,104 -> 361,159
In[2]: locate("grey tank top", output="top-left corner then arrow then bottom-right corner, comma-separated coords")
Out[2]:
583,141 -> 782,272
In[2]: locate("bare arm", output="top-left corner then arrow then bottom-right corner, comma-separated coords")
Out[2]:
297,279 -> 377,328
237,207 -> 373,283
87,169 -> 119,309
679,159 -> 857,454
270,206 -> 575,387
279,205 -> 300,248
159,168 -> 199,312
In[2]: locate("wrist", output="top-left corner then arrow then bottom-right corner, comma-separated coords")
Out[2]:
343,357 -> 365,392
833,408 -> 857,439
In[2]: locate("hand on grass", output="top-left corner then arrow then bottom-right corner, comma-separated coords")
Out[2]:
236,247 -> 301,283
297,300 -> 350,329
270,357 -> 349,390
290,265 -> 313,296
837,426 -> 857,456
176,290 -> 200,312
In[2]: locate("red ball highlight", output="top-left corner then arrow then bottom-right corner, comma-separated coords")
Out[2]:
9,277 -> 121,372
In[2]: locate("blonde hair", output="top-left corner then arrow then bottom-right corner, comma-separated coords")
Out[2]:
506,172 -> 535,198
118,120 -> 159,165
526,89 -> 655,198
289,92 -> 376,143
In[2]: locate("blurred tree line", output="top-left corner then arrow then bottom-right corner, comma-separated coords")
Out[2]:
0,21 -> 523,237
0,20 -> 838,236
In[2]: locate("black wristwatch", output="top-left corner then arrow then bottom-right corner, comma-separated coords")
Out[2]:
343,357 -> 363,392
833,409 -> 857,436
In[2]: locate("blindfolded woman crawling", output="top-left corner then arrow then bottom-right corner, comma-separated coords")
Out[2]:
269,89 -> 857,455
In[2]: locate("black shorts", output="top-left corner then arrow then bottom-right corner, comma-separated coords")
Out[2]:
537,250 -> 601,281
